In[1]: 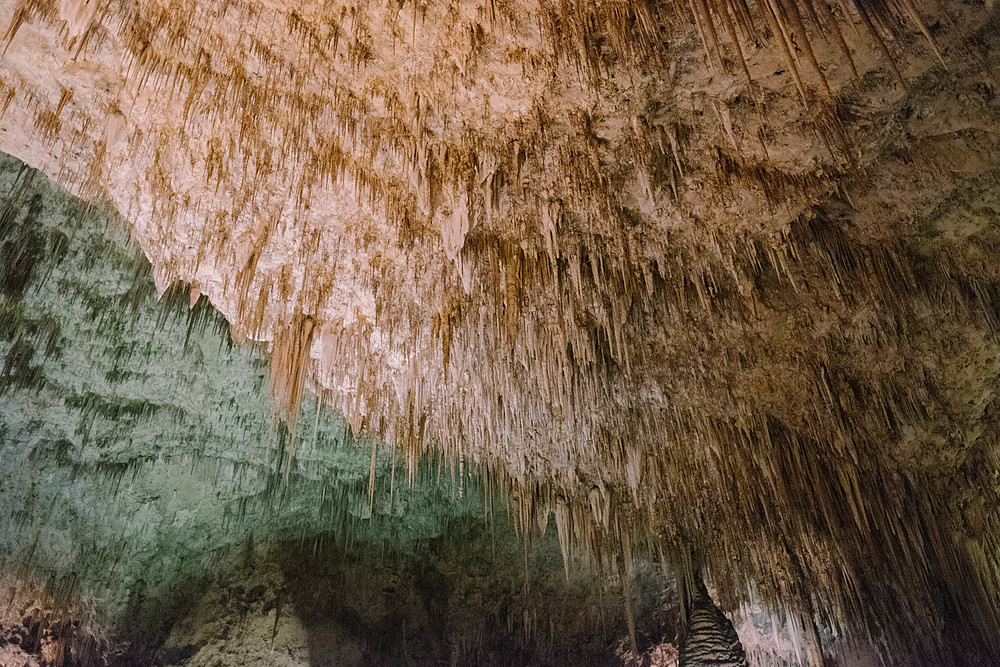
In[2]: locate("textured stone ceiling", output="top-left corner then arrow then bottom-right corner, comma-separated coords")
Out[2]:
0,153 -> 660,667
2,0 -> 1000,663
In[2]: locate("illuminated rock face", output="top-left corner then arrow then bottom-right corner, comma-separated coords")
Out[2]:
0,153 -> 657,665
1,0 -> 1000,664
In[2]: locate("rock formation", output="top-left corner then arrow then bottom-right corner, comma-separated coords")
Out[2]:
2,0 -> 1000,664
0,153 -> 658,665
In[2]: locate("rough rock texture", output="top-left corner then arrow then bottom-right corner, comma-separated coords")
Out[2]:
151,530 -> 665,667
2,0 -> 1000,663
0,152 -> 663,665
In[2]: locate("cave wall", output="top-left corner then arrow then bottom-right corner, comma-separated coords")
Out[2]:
0,152 -> 663,666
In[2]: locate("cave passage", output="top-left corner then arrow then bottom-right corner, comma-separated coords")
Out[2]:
1,1 -> 1000,665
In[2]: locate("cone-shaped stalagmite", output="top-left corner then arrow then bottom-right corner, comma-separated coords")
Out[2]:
679,577 -> 749,667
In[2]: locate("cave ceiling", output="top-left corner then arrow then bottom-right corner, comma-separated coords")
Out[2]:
2,0 -> 1000,662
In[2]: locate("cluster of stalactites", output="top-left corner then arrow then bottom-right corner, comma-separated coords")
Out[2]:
2,0 -> 999,663
0,0 -> 942,433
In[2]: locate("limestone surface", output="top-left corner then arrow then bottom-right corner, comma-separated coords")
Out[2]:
2,0 -> 1000,662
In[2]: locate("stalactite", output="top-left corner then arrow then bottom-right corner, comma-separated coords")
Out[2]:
0,0 -> 995,663
269,311 -> 316,441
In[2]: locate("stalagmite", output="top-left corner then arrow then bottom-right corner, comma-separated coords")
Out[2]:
679,577 -> 749,667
